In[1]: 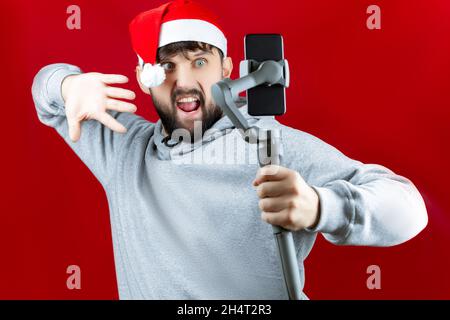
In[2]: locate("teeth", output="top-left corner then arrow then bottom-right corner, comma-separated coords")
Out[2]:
177,97 -> 198,103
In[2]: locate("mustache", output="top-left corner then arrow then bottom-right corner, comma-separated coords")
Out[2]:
171,88 -> 205,107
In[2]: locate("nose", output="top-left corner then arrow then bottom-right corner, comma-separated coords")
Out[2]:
174,64 -> 197,88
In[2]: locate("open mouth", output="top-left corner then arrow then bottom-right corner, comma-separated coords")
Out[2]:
176,96 -> 201,113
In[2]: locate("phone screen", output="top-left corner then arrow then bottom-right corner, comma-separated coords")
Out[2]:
244,34 -> 286,116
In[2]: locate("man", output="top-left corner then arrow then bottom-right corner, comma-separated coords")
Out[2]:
31,0 -> 427,299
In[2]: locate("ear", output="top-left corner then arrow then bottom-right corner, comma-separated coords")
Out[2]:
222,57 -> 233,79
135,65 -> 151,95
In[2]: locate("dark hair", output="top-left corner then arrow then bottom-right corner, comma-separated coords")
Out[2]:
156,41 -> 224,63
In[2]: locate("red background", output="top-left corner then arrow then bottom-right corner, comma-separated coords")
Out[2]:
1,0 -> 449,299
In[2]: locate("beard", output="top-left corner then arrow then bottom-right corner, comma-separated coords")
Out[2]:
151,87 -> 223,144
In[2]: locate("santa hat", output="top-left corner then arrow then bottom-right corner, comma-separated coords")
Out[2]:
129,0 -> 228,88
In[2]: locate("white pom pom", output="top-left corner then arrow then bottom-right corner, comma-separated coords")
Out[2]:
140,63 -> 166,87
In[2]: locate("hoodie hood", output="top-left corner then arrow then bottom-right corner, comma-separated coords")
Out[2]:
152,105 -> 267,161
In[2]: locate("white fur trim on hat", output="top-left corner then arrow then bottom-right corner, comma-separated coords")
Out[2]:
159,19 -> 227,57
140,62 -> 166,88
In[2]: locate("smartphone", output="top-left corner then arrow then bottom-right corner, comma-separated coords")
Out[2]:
244,34 -> 286,116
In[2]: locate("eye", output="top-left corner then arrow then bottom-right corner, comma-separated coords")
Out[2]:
161,62 -> 174,71
194,58 -> 207,68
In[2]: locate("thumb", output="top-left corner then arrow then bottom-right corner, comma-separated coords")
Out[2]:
68,118 -> 82,142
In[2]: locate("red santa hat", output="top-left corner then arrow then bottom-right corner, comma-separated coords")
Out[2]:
129,0 -> 228,88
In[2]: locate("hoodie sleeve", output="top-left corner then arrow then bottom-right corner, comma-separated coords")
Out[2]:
31,63 -> 152,187
281,125 -> 428,247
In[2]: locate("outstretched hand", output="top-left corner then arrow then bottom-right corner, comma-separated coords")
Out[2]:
62,72 -> 137,142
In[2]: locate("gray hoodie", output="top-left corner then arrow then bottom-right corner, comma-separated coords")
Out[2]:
32,63 -> 427,299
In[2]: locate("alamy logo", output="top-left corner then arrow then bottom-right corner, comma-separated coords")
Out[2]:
366,264 -> 381,290
66,5 -> 81,30
167,122 -> 282,167
66,265 -> 81,290
366,5 -> 381,30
